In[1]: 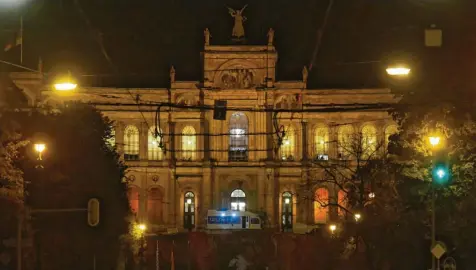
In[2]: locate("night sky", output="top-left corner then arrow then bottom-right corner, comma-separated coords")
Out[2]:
0,0 -> 473,88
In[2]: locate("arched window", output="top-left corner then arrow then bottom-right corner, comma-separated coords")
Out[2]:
231,189 -> 246,211
106,125 -> 116,149
281,126 -> 296,161
338,125 -> 354,159
184,192 -> 195,229
282,192 -> 293,231
337,189 -> 348,218
147,188 -> 163,225
314,188 -> 329,224
229,112 -> 248,161
314,125 -> 329,157
127,186 -> 140,216
124,125 -> 140,160
148,126 -> 163,160
384,125 -> 398,153
182,126 -> 196,160
361,124 -> 377,158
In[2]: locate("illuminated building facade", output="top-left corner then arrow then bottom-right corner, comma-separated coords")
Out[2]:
11,33 -> 398,233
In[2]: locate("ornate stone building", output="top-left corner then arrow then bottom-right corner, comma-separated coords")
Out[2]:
10,30 -> 398,233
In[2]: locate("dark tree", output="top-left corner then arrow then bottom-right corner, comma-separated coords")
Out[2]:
6,103 -> 131,270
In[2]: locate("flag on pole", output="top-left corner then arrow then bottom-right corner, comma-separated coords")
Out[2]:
4,17 -> 22,52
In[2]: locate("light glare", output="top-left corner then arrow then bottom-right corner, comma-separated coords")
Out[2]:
54,83 -> 77,91
386,67 -> 411,76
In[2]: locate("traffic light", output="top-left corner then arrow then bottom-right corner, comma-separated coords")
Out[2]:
432,162 -> 451,186
213,100 -> 227,120
87,198 -> 100,227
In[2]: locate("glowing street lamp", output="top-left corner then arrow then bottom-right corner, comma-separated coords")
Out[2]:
429,136 -> 441,147
53,72 -> 78,91
34,143 -> 46,160
386,66 -> 411,76
138,223 -> 147,232
329,224 -> 337,234
354,213 -> 362,222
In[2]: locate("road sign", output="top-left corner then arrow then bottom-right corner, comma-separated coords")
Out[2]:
443,257 -> 456,270
431,242 -> 447,259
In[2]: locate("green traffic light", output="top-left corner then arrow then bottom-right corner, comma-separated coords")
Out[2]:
432,165 -> 451,185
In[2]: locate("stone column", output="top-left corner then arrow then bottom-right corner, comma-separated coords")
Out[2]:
140,122 -> 148,160
116,121 -> 125,161
202,164 -> 212,214
169,168 -> 177,227
214,172 -> 221,209
265,168 -> 275,227
139,174 -> 147,222
257,169 -> 266,211
302,121 -> 308,161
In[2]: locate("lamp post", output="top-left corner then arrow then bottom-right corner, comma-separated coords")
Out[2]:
137,223 -> 147,270
428,135 -> 441,270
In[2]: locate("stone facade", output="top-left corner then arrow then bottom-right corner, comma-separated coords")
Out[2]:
11,41 -> 398,233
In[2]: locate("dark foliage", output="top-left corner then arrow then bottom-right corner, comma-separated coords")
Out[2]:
4,103 -> 130,270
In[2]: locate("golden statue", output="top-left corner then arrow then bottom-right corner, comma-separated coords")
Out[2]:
227,5 -> 247,39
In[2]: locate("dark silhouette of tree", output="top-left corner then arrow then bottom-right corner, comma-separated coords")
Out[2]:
4,103 -> 131,270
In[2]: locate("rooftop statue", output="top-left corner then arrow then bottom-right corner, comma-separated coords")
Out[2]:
227,5 -> 247,39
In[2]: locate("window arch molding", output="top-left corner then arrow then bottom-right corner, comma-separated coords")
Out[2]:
337,124 -> 354,159
124,125 -> 140,160
230,188 -> 246,211
147,185 -> 165,225
313,124 -> 329,157
313,187 -> 329,224
148,126 -> 163,160
361,124 -> 377,158
280,124 -> 297,161
229,112 -> 249,161
181,125 -> 197,161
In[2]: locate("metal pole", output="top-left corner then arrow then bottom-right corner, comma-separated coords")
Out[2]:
437,258 -> 440,270
431,186 -> 436,270
93,254 -> 96,270
17,213 -> 23,270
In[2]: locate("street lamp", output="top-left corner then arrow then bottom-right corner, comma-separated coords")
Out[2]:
34,143 -> 46,160
386,66 -> 411,76
329,224 -> 337,234
53,72 -> 77,91
429,136 -> 441,147
354,213 -> 362,222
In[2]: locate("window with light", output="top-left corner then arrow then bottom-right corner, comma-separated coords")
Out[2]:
282,192 -> 293,231
337,189 -> 348,218
148,126 -> 163,160
124,125 -> 140,160
281,126 -> 296,161
231,189 -> 246,211
338,125 -> 354,159
229,112 -> 248,161
184,191 -> 195,229
127,186 -> 139,216
182,126 -> 196,160
314,188 -> 329,224
384,125 -> 398,153
314,125 -> 329,157
361,124 -> 377,158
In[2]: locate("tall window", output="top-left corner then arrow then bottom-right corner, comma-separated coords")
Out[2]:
182,126 -> 196,160
384,125 -> 398,153
337,189 -> 348,218
231,189 -> 246,211
148,126 -> 163,160
314,125 -> 329,157
281,126 -> 296,161
184,192 -> 195,229
124,125 -> 140,160
282,192 -> 293,231
229,112 -> 248,161
128,186 -> 140,216
338,125 -> 354,159
314,188 -> 329,224
361,125 -> 377,158
147,188 -> 163,225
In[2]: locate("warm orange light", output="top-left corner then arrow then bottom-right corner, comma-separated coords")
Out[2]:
34,143 -> 46,154
54,82 -> 77,91
329,224 -> 337,233
386,67 -> 411,76
429,136 -> 441,147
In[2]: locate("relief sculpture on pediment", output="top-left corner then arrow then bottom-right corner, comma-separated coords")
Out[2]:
220,68 -> 254,89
